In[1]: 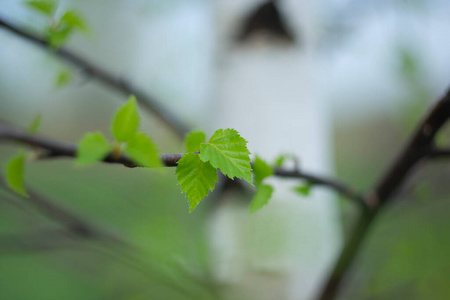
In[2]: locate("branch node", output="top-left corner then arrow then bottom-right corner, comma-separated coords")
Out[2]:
365,191 -> 379,210
423,123 -> 432,136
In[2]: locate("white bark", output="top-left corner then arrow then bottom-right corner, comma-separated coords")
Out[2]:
211,1 -> 342,299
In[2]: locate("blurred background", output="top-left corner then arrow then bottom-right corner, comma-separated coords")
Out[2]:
1,0 -> 450,299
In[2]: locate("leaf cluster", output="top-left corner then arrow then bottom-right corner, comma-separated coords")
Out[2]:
78,97 -> 255,212
77,95 -> 161,168
24,1 -> 91,89
25,0 -> 90,49
177,129 -> 253,212
2,95 -> 310,213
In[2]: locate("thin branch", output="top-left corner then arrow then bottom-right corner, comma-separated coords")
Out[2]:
0,174 -> 124,245
273,168 -> 367,211
0,172 -> 188,289
316,210 -> 375,300
0,15 -> 191,138
370,89 -> 450,208
0,177 -> 223,298
317,88 -> 450,300
0,229 -> 87,253
4,87 -> 448,300
0,227 -> 202,298
0,122 -> 363,208
0,192 -> 43,220
0,122 -> 182,167
429,148 -> 450,158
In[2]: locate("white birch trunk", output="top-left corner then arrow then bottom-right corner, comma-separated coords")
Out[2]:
210,1 -> 342,299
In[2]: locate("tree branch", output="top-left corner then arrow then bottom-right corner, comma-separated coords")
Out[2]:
3,14 -> 448,295
429,148 -> 450,158
273,168 -> 367,211
370,90 -> 450,208
0,174 -> 124,245
0,228 -> 88,253
6,83 -> 446,300
0,15 -> 191,138
0,122 -> 182,167
0,122 -> 364,208
317,88 -> 450,300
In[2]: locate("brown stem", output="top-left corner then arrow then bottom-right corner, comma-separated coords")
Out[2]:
6,86 -> 448,300
317,211 -> 375,300
429,148 -> 450,158
316,89 -> 450,300
371,89 -> 450,208
0,122 -> 363,208
0,122 -> 182,167
273,168 -> 367,211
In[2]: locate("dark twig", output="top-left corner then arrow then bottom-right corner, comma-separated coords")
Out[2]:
0,122 -> 182,167
0,174 -> 124,244
273,168 -> 367,211
317,89 -> 450,300
0,15 -> 190,137
429,148 -> 450,158
0,171 -> 196,293
0,228 -> 86,253
8,11 -> 446,300
370,90 -> 450,208
0,122 -> 363,208
0,174 -> 222,298
4,86 -> 449,300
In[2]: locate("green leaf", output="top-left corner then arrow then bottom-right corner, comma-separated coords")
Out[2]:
199,129 -> 253,185
435,132 -> 450,148
399,47 -> 418,81
5,151 -> 28,197
25,0 -> 56,16
253,155 -> 273,186
293,182 -> 313,197
249,184 -> 273,214
124,133 -> 161,168
111,95 -> 140,143
28,114 -> 42,134
184,130 -> 205,153
274,154 -> 286,167
176,153 -> 218,212
61,10 -> 89,33
46,25 -> 73,48
76,132 -> 112,165
55,69 -> 72,88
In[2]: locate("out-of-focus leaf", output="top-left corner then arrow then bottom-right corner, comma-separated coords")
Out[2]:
293,182 -> 312,197
249,184 -> 273,214
176,153 -> 218,212
61,10 -> 89,33
184,130 -> 205,153
253,155 -> 273,186
435,132 -> 450,148
24,0 -> 56,16
55,69 -> 72,88
46,25 -> 73,48
111,95 -> 140,143
76,132 -> 112,165
399,48 -> 419,82
5,151 -> 28,197
28,114 -> 42,134
199,129 -> 253,185
274,154 -> 286,167
125,133 -> 161,168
